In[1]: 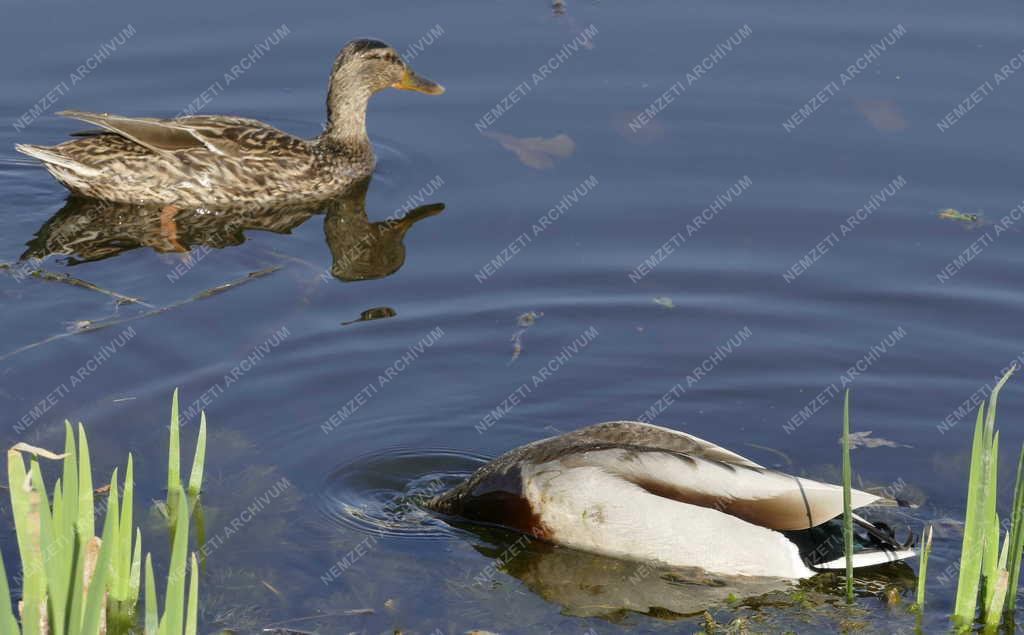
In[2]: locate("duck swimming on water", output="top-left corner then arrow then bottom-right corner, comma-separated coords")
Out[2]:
15,39 -> 444,207
428,421 -> 916,579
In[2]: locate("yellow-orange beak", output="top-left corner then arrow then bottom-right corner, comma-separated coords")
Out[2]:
393,68 -> 445,95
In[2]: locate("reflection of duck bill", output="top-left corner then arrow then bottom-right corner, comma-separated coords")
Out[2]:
428,421 -> 916,579
395,202 -> 445,226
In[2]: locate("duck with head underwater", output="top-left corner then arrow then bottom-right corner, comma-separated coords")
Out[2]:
15,39 -> 444,207
428,421 -> 917,579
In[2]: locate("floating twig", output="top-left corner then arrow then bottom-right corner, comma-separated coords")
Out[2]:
0,266 -> 284,361
0,263 -> 153,307
261,608 -> 374,629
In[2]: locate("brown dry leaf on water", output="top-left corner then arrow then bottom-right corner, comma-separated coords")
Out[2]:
854,98 -> 908,132
482,131 -> 575,169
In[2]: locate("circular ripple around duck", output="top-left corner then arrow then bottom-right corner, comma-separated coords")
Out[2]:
318,447 -> 489,541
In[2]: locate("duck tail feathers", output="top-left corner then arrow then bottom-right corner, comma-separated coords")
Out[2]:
14,144 -> 101,177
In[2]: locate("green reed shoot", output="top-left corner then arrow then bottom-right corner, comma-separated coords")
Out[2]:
952,366 -> 1023,630
842,389 -> 854,603
0,392 -> 207,634
915,525 -> 933,611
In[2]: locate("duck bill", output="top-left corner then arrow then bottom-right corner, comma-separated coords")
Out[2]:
393,68 -> 445,95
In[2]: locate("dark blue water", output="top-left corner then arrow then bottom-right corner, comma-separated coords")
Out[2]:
2,1 -> 1024,632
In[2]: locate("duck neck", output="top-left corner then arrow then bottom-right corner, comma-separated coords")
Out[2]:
320,78 -> 374,154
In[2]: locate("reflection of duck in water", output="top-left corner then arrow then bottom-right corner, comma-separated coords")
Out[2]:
15,39 -> 444,206
461,524 -> 913,620
465,527 -> 788,619
428,421 -> 916,579
324,193 -> 443,281
22,177 -> 443,282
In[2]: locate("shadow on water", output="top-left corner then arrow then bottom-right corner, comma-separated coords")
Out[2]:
21,176 -> 444,283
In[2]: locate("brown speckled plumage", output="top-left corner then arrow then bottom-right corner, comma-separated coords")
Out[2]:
15,39 -> 443,207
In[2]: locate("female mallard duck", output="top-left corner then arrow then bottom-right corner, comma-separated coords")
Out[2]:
14,39 -> 443,207
428,421 -> 916,579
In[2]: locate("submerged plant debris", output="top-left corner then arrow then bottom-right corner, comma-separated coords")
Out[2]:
342,306 -> 397,326
509,311 -> 543,363
0,265 -> 283,361
841,430 -> 911,450
938,208 -> 981,224
0,262 -> 152,306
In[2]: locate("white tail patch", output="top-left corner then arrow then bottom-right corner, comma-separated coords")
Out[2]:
814,548 -> 917,570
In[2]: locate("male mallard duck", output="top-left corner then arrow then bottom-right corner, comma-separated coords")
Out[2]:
15,39 -> 443,207
428,421 -> 916,579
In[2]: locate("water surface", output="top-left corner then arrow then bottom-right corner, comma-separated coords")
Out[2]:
2,1 -> 1024,632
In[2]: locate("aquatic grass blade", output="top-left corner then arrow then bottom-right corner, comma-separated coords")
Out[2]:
842,390 -> 854,603
80,512 -> 116,635
168,389 -> 181,511
118,453 -> 135,601
77,423 -> 94,540
61,423 -> 78,545
187,412 -> 206,501
954,405 -> 989,623
0,547 -> 21,635
163,491 -> 190,635
1007,443 -> 1024,611
982,433 -> 1001,614
8,450 -> 43,635
984,536 -> 1009,630
129,528 -> 143,607
185,553 -> 199,635
916,525 -> 933,610
31,459 -> 66,635
64,533 -> 84,635
144,554 -> 157,635
105,468 -> 121,603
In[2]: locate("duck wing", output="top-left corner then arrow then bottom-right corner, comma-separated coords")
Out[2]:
57,110 -> 248,158
559,421 -> 765,469
575,444 -> 878,531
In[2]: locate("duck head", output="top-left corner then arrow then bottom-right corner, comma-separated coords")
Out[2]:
324,39 -> 444,146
